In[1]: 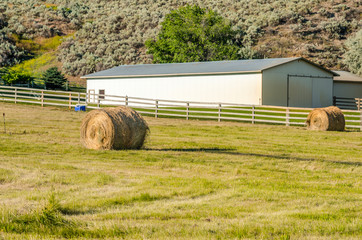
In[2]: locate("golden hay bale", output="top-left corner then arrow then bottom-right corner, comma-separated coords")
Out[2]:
306,106 -> 345,131
81,106 -> 149,150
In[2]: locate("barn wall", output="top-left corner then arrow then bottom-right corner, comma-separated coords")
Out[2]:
87,73 -> 262,105
333,82 -> 362,98
262,60 -> 334,107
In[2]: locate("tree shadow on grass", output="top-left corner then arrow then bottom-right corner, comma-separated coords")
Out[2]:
145,147 -> 361,166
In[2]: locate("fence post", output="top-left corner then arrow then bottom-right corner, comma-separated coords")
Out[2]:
125,96 -> 128,106
155,100 -> 158,118
78,93 -> 80,105
97,94 -> 100,108
41,90 -> 44,107
69,93 -> 72,109
186,102 -> 189,120
14,88 -> 17,104
251,106 -> 255,124
286,108 -> 290,126
218,104 -> 221,122
358,98 -> 361,111
84,93 -> 88,106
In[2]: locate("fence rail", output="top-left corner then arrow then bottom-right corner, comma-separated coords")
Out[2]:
1,86 -> 361,130
334,96 -> 361,110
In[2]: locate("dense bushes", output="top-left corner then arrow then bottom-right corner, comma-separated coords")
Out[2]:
319,19 -> 356,39
0,31 -> 26,67
0,68 -> 34,85
1,0 -> 85,39
344,30 -> 362,76
0,13 -> 26,67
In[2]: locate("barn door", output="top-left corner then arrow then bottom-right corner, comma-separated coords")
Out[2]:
311,77 -> 333,107
287,76 -> 312,107
287,75 -> 333,108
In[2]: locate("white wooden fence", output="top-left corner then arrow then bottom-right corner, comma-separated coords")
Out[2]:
334,96 -> 362,111
0,85 -> 86,108
1,85 -> 361,130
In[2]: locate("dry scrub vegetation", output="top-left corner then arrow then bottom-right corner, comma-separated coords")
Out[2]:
0,0 -> 361,77
0,102 -> 361,239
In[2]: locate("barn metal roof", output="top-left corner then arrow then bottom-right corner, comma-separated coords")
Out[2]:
82,57 -> 337,79
333,71 -> 362,83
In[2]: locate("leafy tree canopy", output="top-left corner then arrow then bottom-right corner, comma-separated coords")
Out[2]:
343,30 -> 362,76
145,5 -> 242,63
42,67 -> 67,90
0,68 -> 34,85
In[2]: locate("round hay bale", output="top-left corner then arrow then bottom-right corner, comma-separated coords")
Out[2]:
306,106 -> 345,131
81,106 -> 149,150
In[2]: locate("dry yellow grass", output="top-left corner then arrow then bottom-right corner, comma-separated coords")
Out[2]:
0,102 -> 361,239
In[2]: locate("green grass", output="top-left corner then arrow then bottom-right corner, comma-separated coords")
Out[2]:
0,102 -> 361,239
14,35 -> 65,54
10,52 -> 58,79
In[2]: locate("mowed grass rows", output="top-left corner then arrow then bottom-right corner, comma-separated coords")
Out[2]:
0,102 -> 361,239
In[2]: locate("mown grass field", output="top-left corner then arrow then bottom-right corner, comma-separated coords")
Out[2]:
0,102 -> 361,239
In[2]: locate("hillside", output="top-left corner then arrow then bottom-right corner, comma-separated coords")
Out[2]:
0,0 -> 361,86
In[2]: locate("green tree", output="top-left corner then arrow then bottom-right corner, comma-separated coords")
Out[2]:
145,5 -> 241,63
1,68 -> 34,85
42,67 -> 67,90
343,30 -> 362,76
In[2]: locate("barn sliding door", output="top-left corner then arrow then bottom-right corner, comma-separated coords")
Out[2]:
288,76 -> 312,107
287,75 -> 333,108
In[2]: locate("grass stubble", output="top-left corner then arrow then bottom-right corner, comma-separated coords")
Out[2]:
0,102 -> 361,239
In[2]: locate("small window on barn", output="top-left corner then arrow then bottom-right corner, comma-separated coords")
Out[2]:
99,89 -> 105,99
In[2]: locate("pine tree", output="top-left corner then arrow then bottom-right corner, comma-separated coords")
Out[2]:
42,67 -> 67,90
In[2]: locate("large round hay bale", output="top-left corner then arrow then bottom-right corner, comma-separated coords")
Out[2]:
81,106 -> 149,150
306,106 -> 345,131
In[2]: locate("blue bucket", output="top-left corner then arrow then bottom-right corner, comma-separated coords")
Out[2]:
75,105 -> 86,111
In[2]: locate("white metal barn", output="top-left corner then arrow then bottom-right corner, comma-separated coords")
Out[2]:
333,71 -> 362,98
82,57 -> 337,108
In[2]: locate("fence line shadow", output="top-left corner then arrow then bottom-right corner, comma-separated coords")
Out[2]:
144,147 -> 361,166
